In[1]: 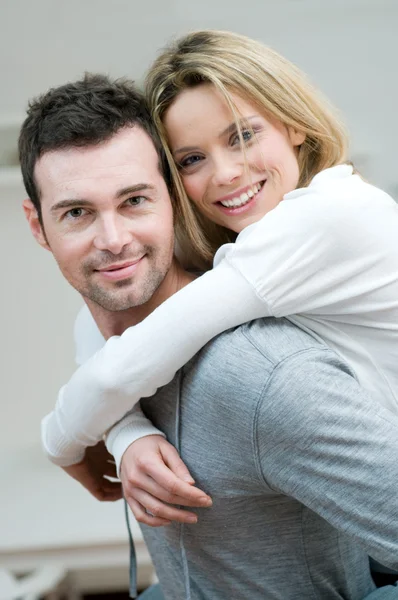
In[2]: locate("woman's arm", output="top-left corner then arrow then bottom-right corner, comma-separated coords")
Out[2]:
42,262 -> 266,464
44,306 -> 167,465
43,177 -> 396,465
66,305 -> 210,522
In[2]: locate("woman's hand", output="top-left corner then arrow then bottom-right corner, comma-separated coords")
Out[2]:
62,441 -> 122,501
120,435 -> 212,527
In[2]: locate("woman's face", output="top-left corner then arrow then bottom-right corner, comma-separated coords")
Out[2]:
164,84 -> 305,233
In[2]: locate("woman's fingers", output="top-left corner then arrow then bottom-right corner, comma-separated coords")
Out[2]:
126,466 -> 211,507
160,442 -> 195,484
127,497 -> 172,528
138,459 -> 212,506
119,436 -> 212,521
126,488 -> 199,524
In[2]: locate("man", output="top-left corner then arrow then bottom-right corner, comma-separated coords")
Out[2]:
21,74 -> 398,599
20,73 -> 194,598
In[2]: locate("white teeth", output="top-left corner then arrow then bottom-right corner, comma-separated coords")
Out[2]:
220,183 -> 263,208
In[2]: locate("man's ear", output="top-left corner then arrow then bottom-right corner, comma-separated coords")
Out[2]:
22,198 -> 51,251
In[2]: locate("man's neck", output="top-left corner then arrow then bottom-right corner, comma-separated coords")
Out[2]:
86,259 -> 195,339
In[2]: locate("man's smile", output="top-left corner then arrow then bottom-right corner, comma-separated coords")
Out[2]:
94,256 -> 145,281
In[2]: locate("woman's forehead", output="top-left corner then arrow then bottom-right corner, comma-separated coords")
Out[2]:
165,85 -> 260,131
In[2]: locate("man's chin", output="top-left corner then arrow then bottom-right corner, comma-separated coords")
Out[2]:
82,288 -> 143,312
81,264 -> 167,312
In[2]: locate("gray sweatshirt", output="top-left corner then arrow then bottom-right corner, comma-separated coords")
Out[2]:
138,318 -> 398,600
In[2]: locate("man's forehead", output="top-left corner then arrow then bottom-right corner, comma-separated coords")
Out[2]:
35,126 -> 164,198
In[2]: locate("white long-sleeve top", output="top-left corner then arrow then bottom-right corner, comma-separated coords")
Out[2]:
42,165 -> 398,467
73,307 -> 165,467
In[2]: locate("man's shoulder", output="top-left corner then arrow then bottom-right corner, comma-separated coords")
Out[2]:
209,317 -> 330,367
180,317 -> 357,428
183,317 -> 346,398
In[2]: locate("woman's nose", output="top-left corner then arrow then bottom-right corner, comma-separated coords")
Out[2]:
211,154 -> 243,187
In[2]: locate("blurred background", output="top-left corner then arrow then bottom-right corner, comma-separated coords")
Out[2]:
1,0 -> 396,596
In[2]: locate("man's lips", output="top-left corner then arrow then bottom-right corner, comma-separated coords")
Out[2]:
95,257 -> 144,281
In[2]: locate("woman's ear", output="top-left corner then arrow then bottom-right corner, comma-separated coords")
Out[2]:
22,198 -> 51,251
288,128 -> 306,148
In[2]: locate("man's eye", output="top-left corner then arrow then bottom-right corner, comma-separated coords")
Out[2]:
126,196 -> 146,206
65,208 -> 86,219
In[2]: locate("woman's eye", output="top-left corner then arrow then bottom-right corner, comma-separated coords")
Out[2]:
126,196 -> 146,206
178,154 -> 203,170
231,129 -> 254,146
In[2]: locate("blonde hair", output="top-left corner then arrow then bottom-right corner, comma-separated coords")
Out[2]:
146,29 -> 349,268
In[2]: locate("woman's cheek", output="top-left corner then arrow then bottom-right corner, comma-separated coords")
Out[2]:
182,175 -> 203,205
248,145 -> 270,172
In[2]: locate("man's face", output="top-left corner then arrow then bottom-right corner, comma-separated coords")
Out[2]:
25,126 -> 175,311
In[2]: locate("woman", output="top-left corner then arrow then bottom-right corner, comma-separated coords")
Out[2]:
43,30 -> 398,520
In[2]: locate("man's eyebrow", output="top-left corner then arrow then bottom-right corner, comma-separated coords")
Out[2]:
50,199 -> 92,214
115,183 -> 156,198
172,115 -> 258,156
50,184 -> 157,213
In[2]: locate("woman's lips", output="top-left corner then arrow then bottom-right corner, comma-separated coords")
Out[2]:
216,180 -> 266,216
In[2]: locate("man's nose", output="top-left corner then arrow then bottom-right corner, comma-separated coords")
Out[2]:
93,213 -> 133,254
211,153 -> 243,187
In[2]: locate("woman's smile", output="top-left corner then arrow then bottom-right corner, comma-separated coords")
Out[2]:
215,180 -> 266,215
164,83 -> 305,233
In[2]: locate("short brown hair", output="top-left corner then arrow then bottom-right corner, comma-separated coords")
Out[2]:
19,73 -> 169,223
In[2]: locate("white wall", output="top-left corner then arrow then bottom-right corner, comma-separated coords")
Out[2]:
1,0 -> 397,450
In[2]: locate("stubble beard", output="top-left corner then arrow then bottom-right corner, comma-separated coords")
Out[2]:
82,267 -> 166,311
79,245 -> 173,312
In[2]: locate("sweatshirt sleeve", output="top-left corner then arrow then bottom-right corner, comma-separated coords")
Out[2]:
42,180 -> 388,465
105,407 -> 166,477
73,304 -> 166,453
42,306 -> 166,466
73,304 -> 106,366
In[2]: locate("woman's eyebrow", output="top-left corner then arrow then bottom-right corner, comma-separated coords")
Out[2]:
172,145 -> 198,157
218,115 -> 258,139
173,115 -> 259,156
